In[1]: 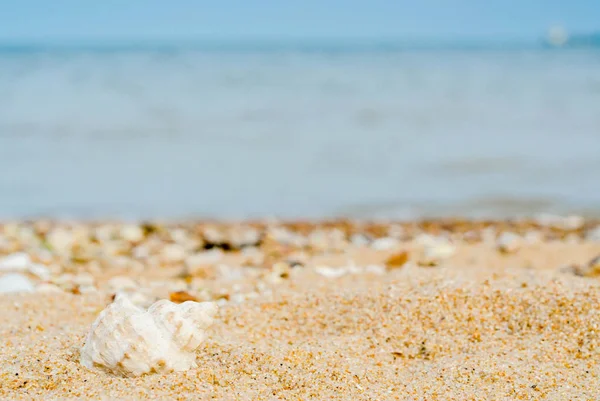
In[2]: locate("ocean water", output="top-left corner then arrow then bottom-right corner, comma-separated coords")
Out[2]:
0,44 -> 599,220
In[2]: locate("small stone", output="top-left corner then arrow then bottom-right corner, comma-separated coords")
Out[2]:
0,253 -> 51,281
272,262 -> 290,279
365,265 -> 386,275
27,264 -> 51,281
94,225 -> 116,243
535,213 -> 584,230
120,225 -> 145,243
203,227 -> 226,245
350,234 -> 371,247
371,237 -> 399,251
315,266 -> 348,278
0,253 -> 31,270
523,231 -> 543,244
169,291 -> 199,303
46,228 -> 75,255
385,251 -> 409,269
585,226 -> 600,242
229,227 -> 261,248
161,244 -> 187,264
419,240 -> 456,266
54,274 -> 76,290
106,276 -> 138,292
73,273 -> 95,287
496,232 -> 521,254
185,250 -> 223,269
0,273 -> 35,294
265,262 -> 291,283
36,283 -> 62,293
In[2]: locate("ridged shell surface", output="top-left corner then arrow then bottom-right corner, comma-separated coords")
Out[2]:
80,294 -> 218,377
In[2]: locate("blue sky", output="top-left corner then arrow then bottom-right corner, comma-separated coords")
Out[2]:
0,0 -> 599,43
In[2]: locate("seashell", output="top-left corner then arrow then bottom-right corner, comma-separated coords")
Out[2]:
80,294 -> 218,377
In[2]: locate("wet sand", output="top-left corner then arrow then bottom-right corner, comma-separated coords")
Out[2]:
1,219 -> 600,400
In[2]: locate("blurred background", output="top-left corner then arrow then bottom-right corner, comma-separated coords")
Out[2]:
0,0 -> 599,220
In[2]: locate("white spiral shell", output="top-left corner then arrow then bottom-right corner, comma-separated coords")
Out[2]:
80,294 -> 218,377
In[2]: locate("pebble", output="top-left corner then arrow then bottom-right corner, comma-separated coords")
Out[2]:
161,244 -> 187,264
229,227 -> 261,248
371,237 -> 398,250
314,263 -> 382,278
120,225 -> 145,243
585,226 -> 600,242
266,262 -> 291,283
106,276 -> 139,292
46,228 -> 75,254
0,253 -> 51,281
0,252 -> 31,270
364,265 -> 386,275
385,251 -> 409,269
36,283 -> 62,293
534,213 -> 584,230
496,232 -> 522,254
0,273 -> 35,294
73,273 -> 95,287
314,266 -> 348,278
185,250 -> 223,269
27,264 -> 51,281
419,240 -> 456,266
350,233 -> 371,247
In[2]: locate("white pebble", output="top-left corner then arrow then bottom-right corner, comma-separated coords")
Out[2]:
0,273 -> 35,294
371,237 -> 399,250
315,266 -> 348,278
585,226 -> 600,242
185,250 -> 223,269
496,232 -> 521,253
74,273 -> 95,287
106,276 -> 138,292
0,253 -> 51,281
161,244 -> 187,263
420,240 -> 456,266
120,225 -> 145,243
36,283 -> 63,293
0,252 -> 31,270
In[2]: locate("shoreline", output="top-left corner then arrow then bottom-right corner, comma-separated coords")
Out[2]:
1,218 -> 600,399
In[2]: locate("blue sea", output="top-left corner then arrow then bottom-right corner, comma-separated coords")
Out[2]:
0,42 -> 599,220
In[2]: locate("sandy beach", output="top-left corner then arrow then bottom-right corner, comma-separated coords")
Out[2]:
1,218 -> 600,400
